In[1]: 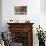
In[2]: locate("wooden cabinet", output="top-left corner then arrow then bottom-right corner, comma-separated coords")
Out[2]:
7,23 -> 34,46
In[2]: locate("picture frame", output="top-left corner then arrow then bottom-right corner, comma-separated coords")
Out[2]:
14,6 -> 27,15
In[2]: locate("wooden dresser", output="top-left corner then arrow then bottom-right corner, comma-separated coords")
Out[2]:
7,23 -> 34,46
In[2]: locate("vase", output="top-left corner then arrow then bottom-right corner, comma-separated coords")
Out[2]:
39,40 -> 45,46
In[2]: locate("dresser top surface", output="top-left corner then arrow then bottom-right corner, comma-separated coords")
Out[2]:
7,23 -> 34,25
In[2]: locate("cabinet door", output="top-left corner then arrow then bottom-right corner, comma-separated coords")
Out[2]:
11,31 -> 33,46
11,32 -> 28,46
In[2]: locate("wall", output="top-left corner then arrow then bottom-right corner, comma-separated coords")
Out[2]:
40,0 -> 46,13
2,0 -> 46,46
40,0 -> 46,31
2,0 -> 40,31
0,0 -> 2,32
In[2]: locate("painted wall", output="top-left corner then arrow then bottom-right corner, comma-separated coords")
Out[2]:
0,0 -> 2,32
2,0 -> 40,31
40,0 -> 46,31
40,0 -> 46,13
2,0 -> 46,46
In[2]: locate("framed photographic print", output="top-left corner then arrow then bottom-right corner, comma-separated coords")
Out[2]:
14,6 -> 27,15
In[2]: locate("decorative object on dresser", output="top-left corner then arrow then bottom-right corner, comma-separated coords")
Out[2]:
9,19 -> 19,23
7,23 -> 34,46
